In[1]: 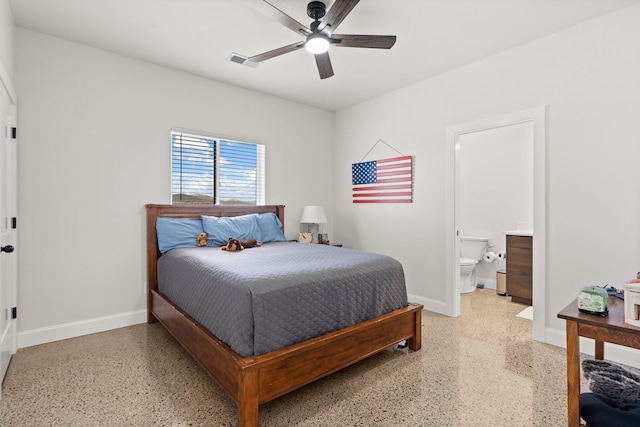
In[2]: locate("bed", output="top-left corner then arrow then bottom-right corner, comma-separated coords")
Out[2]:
146,204 -> 423,427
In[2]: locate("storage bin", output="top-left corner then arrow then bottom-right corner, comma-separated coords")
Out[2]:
497,270 -> 507,296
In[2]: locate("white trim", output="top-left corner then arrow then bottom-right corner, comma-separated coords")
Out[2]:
17,309 -> 147,348
481,279 -> 497,290
170,126 -> 262,147
407,292 -> 448,316
445,107 -> 547,340
531,107 -> 547,343
444,125 -> 459,317
0,66 -> 17,400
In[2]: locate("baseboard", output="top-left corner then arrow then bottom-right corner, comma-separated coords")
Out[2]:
17,309 -> 147,349
478,278 -> 496,290
407,293 -> 452,317
546,326 -> 640,369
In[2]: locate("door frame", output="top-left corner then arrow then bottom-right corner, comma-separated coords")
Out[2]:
445,107 -> 546,342
0,60 -> 17,399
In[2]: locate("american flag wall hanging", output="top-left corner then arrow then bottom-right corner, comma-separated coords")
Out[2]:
352,155 -> 413,203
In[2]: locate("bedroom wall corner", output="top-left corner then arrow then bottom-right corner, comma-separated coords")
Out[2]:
14,28 -> 334,347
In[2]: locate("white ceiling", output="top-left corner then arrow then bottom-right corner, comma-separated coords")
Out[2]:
9,0 -> 640,111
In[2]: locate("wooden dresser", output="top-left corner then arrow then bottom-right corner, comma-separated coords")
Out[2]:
506,234 -> 533,305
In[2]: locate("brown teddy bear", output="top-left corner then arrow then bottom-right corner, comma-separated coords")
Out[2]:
221,237 -> 261,252
197,232 -> 208,247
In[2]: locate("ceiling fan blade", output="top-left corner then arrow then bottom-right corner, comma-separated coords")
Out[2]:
243,0 -> 311,36
332,34 -> 396,49
314,52 -> 334,79
247,42 -> 305,63
318,0 -> 360,34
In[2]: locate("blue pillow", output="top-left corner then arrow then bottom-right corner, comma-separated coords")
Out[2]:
257,213 -> 286,243
156,217 -> 203,253
202,214 -> 262,246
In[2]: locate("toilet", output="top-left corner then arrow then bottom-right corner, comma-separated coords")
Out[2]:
460,235 -> 490,293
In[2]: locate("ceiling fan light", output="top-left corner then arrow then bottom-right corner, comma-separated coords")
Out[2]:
305,34 -> 330,54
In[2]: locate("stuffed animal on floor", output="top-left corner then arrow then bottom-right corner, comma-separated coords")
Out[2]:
197,232 -> 208,247
221,237 -> 261,252
583,359 -> 640,404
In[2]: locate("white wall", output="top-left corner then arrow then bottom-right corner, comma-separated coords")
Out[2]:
0,0 -> 14,82
14,29 -> 334,347
333,5 -> 640,344
459,122 -> 533,287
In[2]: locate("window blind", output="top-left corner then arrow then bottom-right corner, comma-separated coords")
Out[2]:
171,131 -> 265,205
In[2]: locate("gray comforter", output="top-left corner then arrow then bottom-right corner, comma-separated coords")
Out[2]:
157,242 -> 408,357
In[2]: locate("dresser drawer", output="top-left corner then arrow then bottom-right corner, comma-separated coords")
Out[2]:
506,235 -> 532,250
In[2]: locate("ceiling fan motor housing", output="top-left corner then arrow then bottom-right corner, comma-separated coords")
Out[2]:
307,1 -> 326,21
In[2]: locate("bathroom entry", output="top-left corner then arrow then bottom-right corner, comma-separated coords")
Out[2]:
458,122 -> 533,294
445,107 -> 547,341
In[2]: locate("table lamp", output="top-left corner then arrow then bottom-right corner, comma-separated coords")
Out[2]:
300,205 -> 327,243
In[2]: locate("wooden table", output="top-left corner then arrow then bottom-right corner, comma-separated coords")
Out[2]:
558,297 -> 640,426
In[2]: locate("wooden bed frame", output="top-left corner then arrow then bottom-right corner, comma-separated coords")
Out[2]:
146,204 -> 423,427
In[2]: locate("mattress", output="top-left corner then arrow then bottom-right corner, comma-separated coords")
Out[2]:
157,242 -> 408,357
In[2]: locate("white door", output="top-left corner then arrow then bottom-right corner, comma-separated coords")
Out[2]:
0,77 -> 17,399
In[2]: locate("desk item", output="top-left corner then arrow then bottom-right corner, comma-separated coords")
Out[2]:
624,282 -> 640,326
578,286 -> 609,316
558,298 -> 640,426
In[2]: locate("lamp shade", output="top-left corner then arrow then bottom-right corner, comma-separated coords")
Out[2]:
300,205 -> 327,224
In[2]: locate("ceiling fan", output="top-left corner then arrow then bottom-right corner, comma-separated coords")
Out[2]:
231,0 -> 396,79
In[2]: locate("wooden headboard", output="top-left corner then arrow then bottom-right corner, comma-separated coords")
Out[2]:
145,204 -> 286,323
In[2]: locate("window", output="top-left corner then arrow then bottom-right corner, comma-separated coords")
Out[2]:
171,130 -> 265,205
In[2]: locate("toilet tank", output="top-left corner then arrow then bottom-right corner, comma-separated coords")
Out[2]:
460,236 -> 489,260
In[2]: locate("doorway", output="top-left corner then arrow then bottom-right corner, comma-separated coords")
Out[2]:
445,107 -> 546,342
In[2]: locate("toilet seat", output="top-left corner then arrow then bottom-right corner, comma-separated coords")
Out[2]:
460,257 -> 477,266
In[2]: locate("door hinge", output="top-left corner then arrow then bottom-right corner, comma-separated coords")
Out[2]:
11,307 -> 16,319
11,127 -> 17,139
11,217 -> 16,229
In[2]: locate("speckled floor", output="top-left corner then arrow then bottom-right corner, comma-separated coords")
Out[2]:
0,290 -> 569,426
